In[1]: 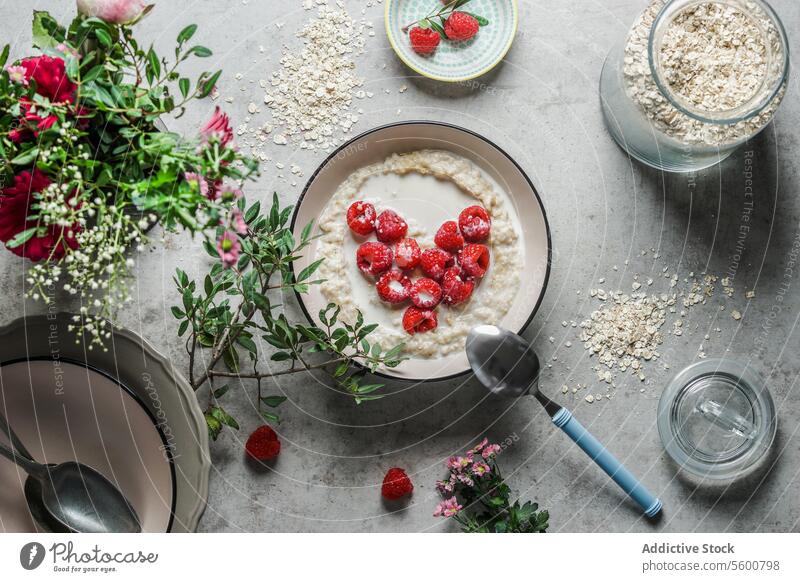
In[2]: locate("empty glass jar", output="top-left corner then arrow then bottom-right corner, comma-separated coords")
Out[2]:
600,0 -> 790,172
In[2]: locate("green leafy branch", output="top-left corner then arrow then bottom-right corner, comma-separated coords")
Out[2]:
401,0 -> 489,36
172,194 -> 406,439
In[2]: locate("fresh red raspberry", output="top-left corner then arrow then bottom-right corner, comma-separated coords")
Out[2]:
394,238 -> 421,270
442,266 -> 475,306
434,220 -> 465,252
245,425 -> 281,461
381,467 -> 414,500
410,277 -> 443,309
459,243 -> 491,279
375,210 -> 408,243
420,248 -> 455,281
376,270 -> 412,304
402,306 -> 438,335
356,242 -> 393,277
444,12 -> 480,42
409,26 -> 441,56
346,201 -> 376,236
458,205 -> 491,242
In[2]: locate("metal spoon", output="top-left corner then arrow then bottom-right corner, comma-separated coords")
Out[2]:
466,325 -> 663,518
0,412 -> 142,533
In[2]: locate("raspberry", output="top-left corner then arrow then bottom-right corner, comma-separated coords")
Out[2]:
420,248 -> 455,281
434,220 -> 465,252
409,26 -> 441,56
376,270 -> 412,304
381,467 -> 414,500
444,12 -> 480,42
402,306 -> 438,335
375,210 -> 408,243
346,201 -> 376,236
458,205 -> 491,242
394,238 -> 421,270
245,425 -> 281,462
442,266 -> 475,306
410,278 -> 443,309
459,243 -> 491,279
356,242 -> 393,277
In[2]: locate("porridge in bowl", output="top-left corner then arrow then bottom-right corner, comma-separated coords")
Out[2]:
316,149 -> 523,359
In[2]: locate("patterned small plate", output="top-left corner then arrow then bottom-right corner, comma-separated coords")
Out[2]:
385,0 -> 518,82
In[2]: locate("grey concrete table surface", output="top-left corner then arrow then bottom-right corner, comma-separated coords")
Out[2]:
1,0 -> 799,533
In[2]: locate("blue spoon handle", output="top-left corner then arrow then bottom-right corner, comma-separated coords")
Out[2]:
552,408 -> 662,517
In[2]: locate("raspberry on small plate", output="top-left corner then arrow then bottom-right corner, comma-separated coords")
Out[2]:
420,248 -> 455,281
434,220 -> 465,252
375,210 -> 408,243
346,201 -> 376,236
409,278 -> 442,309
442,266 -> 475,306
376,270 -> 412,304
356,242 -> 393,277
402,306 -> 438,335
394,238 -> 421,270
409,26 -> 440,56
459,243 -> 490,279
458,205 -> 491,242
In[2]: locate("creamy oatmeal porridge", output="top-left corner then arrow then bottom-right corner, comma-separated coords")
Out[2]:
315,149 -> 523,359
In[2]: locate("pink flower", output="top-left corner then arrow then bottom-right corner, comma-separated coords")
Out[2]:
471,461 -> 490,477
56,43 -> 79,58
77,0 -> 151,24
185,172 -> 210,198
456,473 -> 474,487
217,231 -> 241,268
218,184 -> 242,203
470,438 -> 488,454
433,497 -> 462,518
200,106 -> 234,149
446,456 -> 472,471
5,65 -> 28,85
230,209 -> 248,235
482,444 -> 501,459
435,479 -> 454,494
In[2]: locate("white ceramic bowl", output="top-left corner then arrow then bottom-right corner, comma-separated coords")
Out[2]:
291,121 -> 551,382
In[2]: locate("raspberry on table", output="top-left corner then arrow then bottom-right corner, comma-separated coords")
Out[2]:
394,238 -> 421,270
356,241 -> 393,277
442,266 -> 475,306
381,467 -> 414,500
458,205 -> 491,242
420,248 -> 455,281
375,209 -> 408,243
410,277 -> 443,309
245,425 -> 281,462
444,12 -> 480,42
402,306 -> 438,335
376,270 -> 412,304
459,243 -> 490,279
409,26 -> 441,56
346,201 -> 377,236
434,220 -> 465,252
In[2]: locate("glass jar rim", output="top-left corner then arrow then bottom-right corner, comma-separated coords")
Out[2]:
647,0 -> 790,125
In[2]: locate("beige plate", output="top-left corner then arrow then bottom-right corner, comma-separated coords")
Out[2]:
291,122 -> 551,382
0,315 -> 210,532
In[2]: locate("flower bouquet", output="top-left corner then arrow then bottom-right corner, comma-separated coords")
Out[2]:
0,1 -> 257,347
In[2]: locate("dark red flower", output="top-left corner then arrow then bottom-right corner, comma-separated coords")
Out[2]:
200,106 -> 234,149
381,467 -> 414,500
19,55 -> 77,104
245,425 -> 281,461
0,170 -> 80,262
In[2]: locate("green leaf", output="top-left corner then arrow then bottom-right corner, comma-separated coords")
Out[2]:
260,410 -> 280,424
6,227 -> 37,249
463,11 -> 489,26
237,336 -> 258,354
244,200 -> 261,224
32,11 -> 62,50
213,384 -> 230,399
261,396 -> 287,408
0,44 -> 10,68
94,28 -> 112,48
297,259 -> 324,283
146,48 -> 161,79
11,148 -> 39,166
179,77 -> 190,98
178,320 -> 189,337
199,70 -> 222,98
429,20 -> 447,38
170,306 -> 184,319
189,45 -> 213,58
177,24 -> 198,44
204,413 -> 222,440
209,405 -> 239,430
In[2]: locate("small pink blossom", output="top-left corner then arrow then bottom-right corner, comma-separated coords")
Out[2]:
56,43 -> 79,58
230,208 -> 248,235
185,172 -> 209,198
218,184 -> 243,203
456,473 -> 474,487
470,438 -> 488,454
482,444 -> 501,459
435,479 -> 454,494
77,0 -> 150,25
471,461 -> 490,477
434,497 -> 463,518
446,456 -> 472,471
5,65 -> 28,85
216,231 -> 240,268
200,106 -> 234,148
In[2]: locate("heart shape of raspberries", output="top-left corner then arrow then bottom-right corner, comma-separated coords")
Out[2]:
348,201 -> 492,336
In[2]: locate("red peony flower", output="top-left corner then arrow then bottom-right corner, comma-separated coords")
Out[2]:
0,170 -> 80,262
200,106 -> 234,149
245,425 -> 281,462
19,56 -> 77,104
381,467 -> 414,500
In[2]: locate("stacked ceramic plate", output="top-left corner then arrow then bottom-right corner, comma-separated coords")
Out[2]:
0,314 -> 209,532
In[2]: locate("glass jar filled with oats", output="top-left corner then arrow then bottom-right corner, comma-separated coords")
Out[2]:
600,0 -> 789,172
